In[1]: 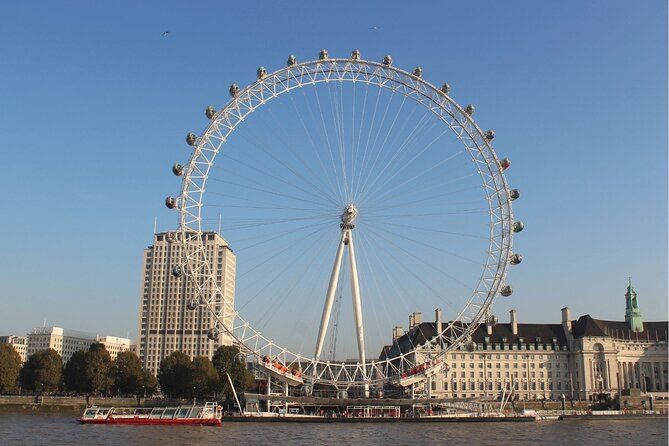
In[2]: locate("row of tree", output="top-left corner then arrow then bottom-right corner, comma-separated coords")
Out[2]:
0,343 -> 252,400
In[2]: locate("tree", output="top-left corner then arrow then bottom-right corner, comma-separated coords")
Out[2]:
85,343 -> 113,395
20,349 -> 63,394
140,370 -> 157,397
63,350 -> 87,394
0,344 -> 22,394
191,356 -> 219,398
112,351 -> 143,396
212,346 -> 251,400
158,351 -> 192,398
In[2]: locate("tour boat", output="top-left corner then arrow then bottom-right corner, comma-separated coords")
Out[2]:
78,402 -> 222,425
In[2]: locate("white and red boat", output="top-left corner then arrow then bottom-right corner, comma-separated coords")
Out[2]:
78,401 -> 222,426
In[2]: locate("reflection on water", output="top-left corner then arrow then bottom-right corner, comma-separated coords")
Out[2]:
0,412 -> 666,446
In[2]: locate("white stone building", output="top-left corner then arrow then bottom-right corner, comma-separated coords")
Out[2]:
26,327 -> 131,363
0,335 -> 28,363
381,281 -> 667,401
137,231 -> 236,376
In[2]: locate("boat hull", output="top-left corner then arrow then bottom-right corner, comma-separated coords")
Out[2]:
78,418 -> 221,426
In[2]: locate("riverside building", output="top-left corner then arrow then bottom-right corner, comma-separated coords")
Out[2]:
382,280 -> 668,401
26,327 -> 131,363
137,231 -> 236,376
0,335 -> 28,363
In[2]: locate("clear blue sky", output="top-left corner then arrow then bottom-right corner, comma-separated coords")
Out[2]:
0,0 -> 666,347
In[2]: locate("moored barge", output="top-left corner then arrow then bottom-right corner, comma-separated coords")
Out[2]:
78,401 -> 222,426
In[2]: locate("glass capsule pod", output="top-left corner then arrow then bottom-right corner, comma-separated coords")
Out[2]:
509,189 -> 520,200
287,55 -> 296,66
172,265 -> 182,278
207,327 -> 219,341
485,130 -> 495,140
205,106 -> 216,120
186,298 -> 198,311
510,253 -> 523,265
512,221 -> 524,233
229,83 -> 240,98
186,132 -> 197,146
319,49 -> 329,60
351,49 -> 361,60
165,196 -> 177,209
412,67 -> 422,77
499,158 -> 511,170
256,66 -> 267,80
172,163 -> 183,176
382,55 -> 393,66
440,83 -> 451,94
464,104 -> 475,116
500,285 -> 513,297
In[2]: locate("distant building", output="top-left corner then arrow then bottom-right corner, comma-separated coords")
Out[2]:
26,327 -> 131,363
0,335 -> 28,363
137,231 -> 236,376
382,280 -> 668,401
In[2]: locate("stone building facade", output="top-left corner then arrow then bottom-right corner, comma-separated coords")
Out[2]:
382,281 -> 667,401
25,327 -> 130,363
137,231 -> 236,376
0,335 -> 28,363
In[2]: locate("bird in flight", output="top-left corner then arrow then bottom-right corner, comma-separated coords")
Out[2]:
162,31 -> 170,37
369,26 -> 381,31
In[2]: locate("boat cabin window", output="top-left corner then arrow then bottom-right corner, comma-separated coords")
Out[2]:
176,407 -> 190,418
150,408 -> 165,418
163,408 -> 177,418
83,409 -> 97,418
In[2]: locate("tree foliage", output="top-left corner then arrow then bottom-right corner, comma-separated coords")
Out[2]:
0,344 -> 22,394
20,349 -> 63,394
112,351 -> 143,396
84,343 -> 113,395
158,351 -> 193,398
191,356 -> 219,398
212,346 -> 252,400
63,350 -> 87,394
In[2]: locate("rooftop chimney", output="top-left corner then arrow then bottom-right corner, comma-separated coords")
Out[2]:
510,309 -> 518,336
413,312 -> 423,326
561,307 -> 572,333
486,317 -> 494,336
392,326 -> 404,340
435,309 -> 442,335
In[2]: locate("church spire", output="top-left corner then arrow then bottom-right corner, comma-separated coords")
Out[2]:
625,278 -> 643,332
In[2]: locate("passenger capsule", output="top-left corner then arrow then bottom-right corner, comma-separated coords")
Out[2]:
186,132 -> 197,146
287,55 -> 297,66
509,189 -> 520,200
172,265 -> 182,278
440,83 -> 451,94
512,221 -> 524,233
499,158 -> 511,170
351,49 -> 361,60
466,340 -> 477,352
500,285 -> 513,297
186,298 -> 198,311
485,130 -> 495,140
382,55 -> 393,66
412,67 -> 422,78
464,104 -> 475,116
205,106 -> 216,120
319,49 -> 329,60
229,83 -> 240,98
487,314 -> 498,326
166,231 -> 176,243
510,253 -> 523,265
257,66 -> 267,80
165,196 -> 177,209
207,327 -> 219,341
172,163 -> 183,176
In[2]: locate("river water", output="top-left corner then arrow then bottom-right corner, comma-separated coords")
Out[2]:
0,412 -> 666,445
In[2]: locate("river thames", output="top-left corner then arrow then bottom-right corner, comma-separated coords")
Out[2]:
0,412 -> 666,445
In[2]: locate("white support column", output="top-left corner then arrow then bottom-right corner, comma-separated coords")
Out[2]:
314,230 -> 347,359
347,230 -> 366,375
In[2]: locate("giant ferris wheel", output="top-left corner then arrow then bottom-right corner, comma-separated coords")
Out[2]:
165,50 -> 523,391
